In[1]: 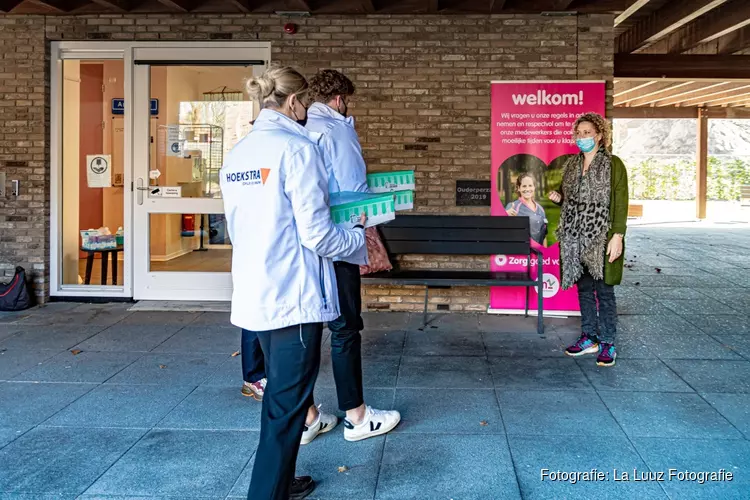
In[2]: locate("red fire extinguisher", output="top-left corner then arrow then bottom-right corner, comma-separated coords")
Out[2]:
181,214 -> 195,237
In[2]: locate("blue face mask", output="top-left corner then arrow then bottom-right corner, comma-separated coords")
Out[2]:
576,137 -> 597,153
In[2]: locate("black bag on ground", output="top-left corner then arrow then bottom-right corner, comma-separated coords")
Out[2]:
0,266 -> 33,311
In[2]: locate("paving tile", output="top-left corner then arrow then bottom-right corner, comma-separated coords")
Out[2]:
624,275 -> 727,288
662,359 -> 750,393
491,356 -> 591,391
85,429 -> 257,497
80,496 -> 221,500
617,295 -> 674,316
0,382 -> 93,427
617,314 -> 704,336
599,391 -> 743,440
579,359 -> 694,392
119,311 -> 201,326
0,348 -> 62,380
615,333 -> 742,360
230,427 -> 384,499
12,304 -> 132,327
44,384 -> 195,428
189,311 -> 231,326
633,438 -> 750,499
359,329 -> 405,355
200,355 -> 243,387
478,313 -> 548,334
0,428 -> 28,449
686,315 -> 750,336
361,311 -> 411,331
0,494 -> 75,499
0,427 -> 145,495
104,353 -> 227,386
397,355 -> 492,389
0,325 -> 21,342
483,331 -> 566,357
639,287 -> 708,301
403,329 -> 484,356
702,393 -> 750,439
317,354 -> 400,389
11,351 -> 142,383
152,326 -> 241,354
74,324 -> 184,352
497,389 -> 624,437
721,335 -> 750,359
393,388 -> 503,434
376,434 -> 520,500
408,312 -> 480,331
661,298 -> 737,316
0,325 -> 106,351
156,385 -> 261,430
509,434 -> 667,500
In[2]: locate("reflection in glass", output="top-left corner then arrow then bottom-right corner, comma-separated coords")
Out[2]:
149,213 -> 231,273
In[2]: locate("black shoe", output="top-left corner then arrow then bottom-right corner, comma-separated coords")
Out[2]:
290,476 -> 315,500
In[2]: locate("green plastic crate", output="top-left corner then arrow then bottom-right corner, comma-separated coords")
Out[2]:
330,193 -> 396,228
367,170 -> 415,193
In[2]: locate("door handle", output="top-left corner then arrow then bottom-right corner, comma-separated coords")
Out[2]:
137,177 -> 146,205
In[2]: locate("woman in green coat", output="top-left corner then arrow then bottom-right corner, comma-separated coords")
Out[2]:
548,112 -> 628,367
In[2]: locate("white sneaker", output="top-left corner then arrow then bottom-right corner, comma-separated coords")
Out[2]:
344,406 -> 401,442
300,406 -> 338,445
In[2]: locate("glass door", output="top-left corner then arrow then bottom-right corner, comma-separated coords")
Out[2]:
132,44 -> 268,301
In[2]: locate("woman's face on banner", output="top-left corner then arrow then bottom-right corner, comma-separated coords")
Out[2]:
519,176 -> 535,201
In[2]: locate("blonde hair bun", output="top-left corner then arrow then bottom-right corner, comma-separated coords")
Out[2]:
246,75 -> 276,102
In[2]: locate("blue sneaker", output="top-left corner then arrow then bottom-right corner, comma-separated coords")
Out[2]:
565,333 -> 599,357
597,343 -> 616,367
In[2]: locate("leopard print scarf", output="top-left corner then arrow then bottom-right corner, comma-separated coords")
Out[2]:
556,148 -> 612,290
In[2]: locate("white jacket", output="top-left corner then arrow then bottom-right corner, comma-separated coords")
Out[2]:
306,102 -> 370,265
220,109 -> 365,332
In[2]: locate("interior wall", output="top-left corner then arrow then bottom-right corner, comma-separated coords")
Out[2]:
62,60 -> 81,285
102,61 -> 125,240
78,64 -> 104,255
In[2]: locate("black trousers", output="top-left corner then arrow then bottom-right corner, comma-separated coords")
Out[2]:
241,328 -> 266,383
247,323 -> 323,500
327,261 -> 365,412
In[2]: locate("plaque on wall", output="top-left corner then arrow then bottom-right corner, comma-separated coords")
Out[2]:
456,180 -> 491,206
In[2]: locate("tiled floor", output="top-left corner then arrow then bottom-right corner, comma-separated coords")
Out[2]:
1,224 -> 750,499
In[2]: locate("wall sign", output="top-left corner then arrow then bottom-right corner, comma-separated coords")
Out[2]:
86,154 -> 111,188
112,98 -> 159,115
456,180 -> 491,206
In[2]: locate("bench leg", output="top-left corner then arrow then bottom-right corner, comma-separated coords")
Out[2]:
423,286 -> 429,328
537,254 -> 544,335
525,286 -> 530,318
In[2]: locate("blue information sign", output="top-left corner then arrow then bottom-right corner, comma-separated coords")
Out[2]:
111,98 -> 159,116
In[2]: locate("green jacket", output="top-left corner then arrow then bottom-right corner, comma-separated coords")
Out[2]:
556,154 -> 629,286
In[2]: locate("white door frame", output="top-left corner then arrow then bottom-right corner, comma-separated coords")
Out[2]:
131,43 -> 270,301
50,41 -> 270,300
50,41 -> 134,299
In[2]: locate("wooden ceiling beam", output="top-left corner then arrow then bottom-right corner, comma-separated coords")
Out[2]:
615,81 -> 695,105
627,81 -> 732,106
658,83 -> 750,106
489,0 -> 507,13
642,1 -> 750,54
613,106 -> 750,118
427,0 -> 439,13
89,0 -> 131,12
615,54 -> 750,79
688,25 -> 750,54
614,0 -> 651,27
617,0 -> 730,54
0,0 -> 23,12
156,0 -> 196,12
613,80 -> 657,97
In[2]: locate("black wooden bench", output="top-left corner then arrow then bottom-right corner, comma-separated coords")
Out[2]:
361,215 -> 544,334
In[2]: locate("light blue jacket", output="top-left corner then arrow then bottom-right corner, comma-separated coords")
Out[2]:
306,102 -> 370,265
220,109 -> 365,332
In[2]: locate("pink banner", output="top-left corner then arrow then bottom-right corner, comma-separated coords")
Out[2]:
490,81 -> 606,314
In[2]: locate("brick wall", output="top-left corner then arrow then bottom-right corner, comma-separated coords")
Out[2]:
0,13 -> 614,310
